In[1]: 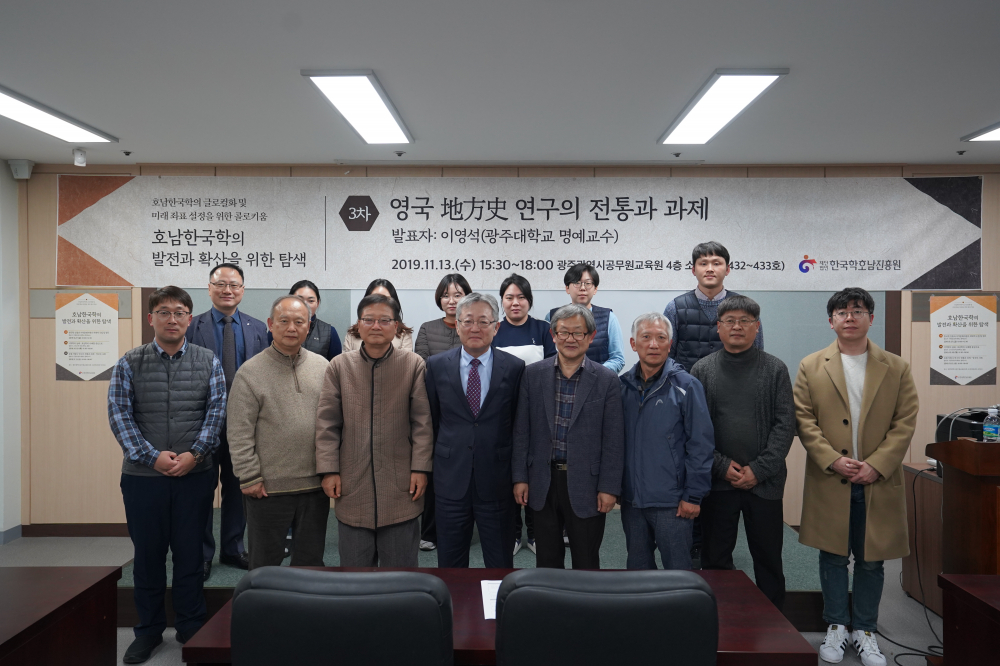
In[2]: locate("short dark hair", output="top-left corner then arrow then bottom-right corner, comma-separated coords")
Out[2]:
210,262 -> 244,282
357,294 -> 401,322
433,274 -> 472,312
499,273 -> 534,309
564,263 -> 599,288
149,286 -> 193,313
289,279 -> 320,302
717,294 -> 760,320
692,241 -> 730,266
827,288 -> 875,318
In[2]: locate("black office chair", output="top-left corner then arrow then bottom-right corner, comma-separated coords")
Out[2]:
495,569 -> 718,666
231,567 -> 454,666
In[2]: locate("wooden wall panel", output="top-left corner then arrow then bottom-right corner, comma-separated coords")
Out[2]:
903,164 -> 1000,177
594,166 -> 672,178
31,164 -> 141,175
825,166 -> 903,178
215,166 -> 290,178
26,174 -> 56,290
18,181 -> 31,524
783,438 -> 807,527
290,166 -> 366,177
28,318 -> 132,523
748,166 -> 824,178
671,166 -> 748,178
139,165 -> 216,176
367,166 -> 442,177
443,167 -> 518,178
518,167 -> 594,178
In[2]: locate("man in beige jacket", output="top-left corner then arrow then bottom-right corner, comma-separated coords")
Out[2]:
228,295 -> 330,570
794,287 -> 918,666
316,293 -> 434,567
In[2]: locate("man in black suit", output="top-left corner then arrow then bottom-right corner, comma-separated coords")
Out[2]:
425,293 -> 525,568
512,303 -> 625,569
187,263 -> 269,578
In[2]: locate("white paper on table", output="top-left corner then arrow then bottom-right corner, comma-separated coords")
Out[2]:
481,580 -> 502,620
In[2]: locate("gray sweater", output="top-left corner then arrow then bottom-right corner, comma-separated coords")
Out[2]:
690,349 -> 795,501
414,318 -> 461,360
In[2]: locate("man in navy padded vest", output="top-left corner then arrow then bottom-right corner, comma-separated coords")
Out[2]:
664,241 -> 764,373
425,293 -> 525,568
186,263 -> 268,577
110,286 -> 226,664
547,262 -> 625,374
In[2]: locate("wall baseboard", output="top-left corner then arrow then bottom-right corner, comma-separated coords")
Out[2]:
21,523 -> 129,537
1,525 -> 22,544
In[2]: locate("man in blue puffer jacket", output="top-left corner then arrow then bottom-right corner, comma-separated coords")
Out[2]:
619,312 -> 714,570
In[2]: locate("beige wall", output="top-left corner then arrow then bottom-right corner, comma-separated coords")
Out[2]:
20,162 -> 1000,525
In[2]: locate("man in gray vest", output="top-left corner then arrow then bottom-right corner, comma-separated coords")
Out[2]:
110,286 -> 226,663
664,242 -> 764,373
663,241 -> 764,564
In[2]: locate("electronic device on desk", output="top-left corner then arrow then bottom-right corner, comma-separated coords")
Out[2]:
925,457 -> 942,478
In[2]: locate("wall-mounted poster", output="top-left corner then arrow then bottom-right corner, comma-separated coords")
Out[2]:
930,295 -> 997,385
55,293 -> 119,381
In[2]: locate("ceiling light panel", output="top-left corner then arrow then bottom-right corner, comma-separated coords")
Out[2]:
0,84 -> 116,143
660,69 -> 788,145
962,122 -> 1000,142
303,70 -> 411,144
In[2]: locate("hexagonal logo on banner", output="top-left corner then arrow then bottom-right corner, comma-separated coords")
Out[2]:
339,196 -> 380,231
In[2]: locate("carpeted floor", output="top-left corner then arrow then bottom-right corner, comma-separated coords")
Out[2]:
119,507 -> 826,590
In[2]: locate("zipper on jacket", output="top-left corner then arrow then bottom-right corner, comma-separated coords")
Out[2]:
369,356 -> 378,528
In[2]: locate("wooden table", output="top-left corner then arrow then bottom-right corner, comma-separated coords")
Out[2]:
937,574 -> 1000,665
0,566 -> 121,666
183,567 -> 815,665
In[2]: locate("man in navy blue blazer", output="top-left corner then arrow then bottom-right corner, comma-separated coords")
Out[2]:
513,304 -> 625,570
186,263 -> 268,578
425,293 -> 525,568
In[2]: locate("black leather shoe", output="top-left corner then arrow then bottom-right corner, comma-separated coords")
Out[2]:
203,561 -> 212,581
220,551 -> 250,570
123,634 -> 163,664
175,628 -> 198,644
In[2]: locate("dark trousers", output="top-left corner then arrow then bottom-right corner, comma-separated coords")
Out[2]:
203,428 -> 246,561
701,489 -> 786,609
514,505 -> 535,541
338,518 -> 420,567
620,504 -> 693,570
243,490 -> 330,569
420,472 -> 437,543
534,465 -> 606,569
436,476 -> 515,568
121,470 -> 214,639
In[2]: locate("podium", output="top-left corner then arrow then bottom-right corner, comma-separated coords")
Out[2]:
925,440 -> 1000,575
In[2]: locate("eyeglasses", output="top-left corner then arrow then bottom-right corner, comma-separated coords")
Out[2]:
569,281 -> 595,289
210,281 -> 244,292
554,331 -> 589,341
152,311 -> 190,321
832,310 -> 871,320
360,317 -> 396,327
458,319 -> 497,329
719,317 -> 759,328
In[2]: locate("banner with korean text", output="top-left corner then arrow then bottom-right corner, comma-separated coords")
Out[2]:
930,294 -> 997,385
55,292 -> 119,381
55,175 -> 981,291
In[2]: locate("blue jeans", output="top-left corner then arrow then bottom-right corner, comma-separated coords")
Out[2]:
621,504 -> 693,570
819,483 -> 885,631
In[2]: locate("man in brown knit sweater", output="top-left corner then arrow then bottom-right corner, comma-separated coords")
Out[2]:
228,295 -> 330,570
316,294 -> 434,567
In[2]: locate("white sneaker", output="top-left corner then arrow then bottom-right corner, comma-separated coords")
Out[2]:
851,630 -> 886,666
819,624 -> 849,663
513,538 -> 522,555
419,540 -> 436,551
527,539 -> 536,554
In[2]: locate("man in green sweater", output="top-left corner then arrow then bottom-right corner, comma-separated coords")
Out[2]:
228,295 -> 330,569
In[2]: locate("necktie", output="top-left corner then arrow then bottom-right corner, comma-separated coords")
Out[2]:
222,316 -> 236,391
467,358 -> 481,418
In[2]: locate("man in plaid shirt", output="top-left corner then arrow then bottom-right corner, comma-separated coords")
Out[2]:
109,286 -> 226,664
